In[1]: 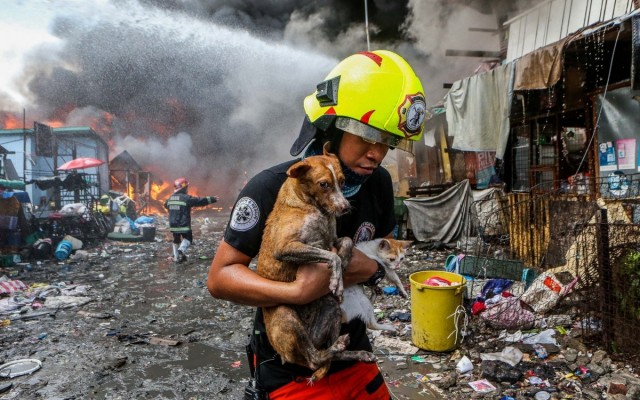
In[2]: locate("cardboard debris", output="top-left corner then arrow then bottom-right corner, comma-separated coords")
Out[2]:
374,335 -> 419,355
149,337 -> 181,346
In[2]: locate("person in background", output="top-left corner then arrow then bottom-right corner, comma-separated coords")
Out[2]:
207,50 -> 427,400
164,178 -> 218,263
96,193 -> 118,230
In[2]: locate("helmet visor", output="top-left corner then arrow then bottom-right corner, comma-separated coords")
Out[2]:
335,117 -> 414,153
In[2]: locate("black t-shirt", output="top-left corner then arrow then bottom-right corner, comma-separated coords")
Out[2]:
224,158 -> 396,391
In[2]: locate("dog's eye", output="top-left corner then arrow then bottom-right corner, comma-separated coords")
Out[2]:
338,178 -> 345,188
319,181 -> 330,190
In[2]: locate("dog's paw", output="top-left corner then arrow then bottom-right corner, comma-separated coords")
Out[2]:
333,334 -> 350,351
360,351 -> 377,363
328,266 -> 344,296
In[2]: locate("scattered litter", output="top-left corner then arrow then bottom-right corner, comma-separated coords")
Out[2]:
411,372 -> 429,382
532,344 -> 548,359
77,310 -> 112,319
480,346 -> 523,367
0,279 -> 28,295
520,271 -> 577,314
468,379 -> 496,393
534,390 -> 551,400
0,382 -> 12,393
382,286 -> 398,295
388,311 -> 411,322
499,330 -> 524,342
231,361 -> 242,368
523,329 -> 557,346
0,359 -> 42,378
456,356 -> 473,373
374,336 -> 419,355
529,376 -> 544,385
43,295 -> 92,309
149,337 -> 181,346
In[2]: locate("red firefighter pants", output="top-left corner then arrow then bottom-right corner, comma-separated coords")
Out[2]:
268,362 -> 391,400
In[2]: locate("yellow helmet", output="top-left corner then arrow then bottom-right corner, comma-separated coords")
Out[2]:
292,50 -> 427,155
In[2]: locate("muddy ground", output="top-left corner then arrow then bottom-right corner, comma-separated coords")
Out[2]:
1,212 -> 639,399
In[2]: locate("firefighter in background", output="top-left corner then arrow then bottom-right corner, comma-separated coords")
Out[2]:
96,194 -> 119,228
164,178 -> 218,263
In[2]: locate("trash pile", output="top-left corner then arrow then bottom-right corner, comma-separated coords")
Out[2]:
369,242 -> 640,399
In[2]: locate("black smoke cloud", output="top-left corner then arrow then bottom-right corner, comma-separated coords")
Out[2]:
2,0 -> 534,201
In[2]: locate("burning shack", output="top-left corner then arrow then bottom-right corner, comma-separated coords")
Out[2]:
109,150 -> 164,215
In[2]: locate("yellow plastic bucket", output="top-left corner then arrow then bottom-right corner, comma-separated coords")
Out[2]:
410,270 -> 467,352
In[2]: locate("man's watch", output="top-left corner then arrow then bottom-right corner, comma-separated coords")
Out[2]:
363,261 -> 386,287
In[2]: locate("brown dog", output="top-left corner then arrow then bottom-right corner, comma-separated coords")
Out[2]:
256,145 -> 376,383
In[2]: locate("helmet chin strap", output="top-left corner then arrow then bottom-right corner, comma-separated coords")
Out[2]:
303,139 -> 371,197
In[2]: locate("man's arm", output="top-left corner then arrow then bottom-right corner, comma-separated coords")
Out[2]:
207,239 -> 382,307
207,240 -> 335,306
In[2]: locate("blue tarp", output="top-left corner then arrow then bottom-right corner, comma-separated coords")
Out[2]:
2,191 -> 31,203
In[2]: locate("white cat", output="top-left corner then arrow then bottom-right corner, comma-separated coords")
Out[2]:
340,238 -> 412,331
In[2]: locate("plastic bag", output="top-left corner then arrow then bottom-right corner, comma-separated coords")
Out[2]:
520,271 -> 577,314
423,276 -> 452,287
135,216 -> 155,225
479,296 -> 535,330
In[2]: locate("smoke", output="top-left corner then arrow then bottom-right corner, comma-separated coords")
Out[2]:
0,0 -> 538,202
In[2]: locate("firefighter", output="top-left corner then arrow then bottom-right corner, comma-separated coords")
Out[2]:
208,50 -> 427,399
164,178 -> 218,263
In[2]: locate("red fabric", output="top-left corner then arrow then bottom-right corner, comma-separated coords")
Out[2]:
268,362 -> 390,400
471,301 -> 486,315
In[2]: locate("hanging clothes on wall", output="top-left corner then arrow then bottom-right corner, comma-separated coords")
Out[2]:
445,62 -> 515,159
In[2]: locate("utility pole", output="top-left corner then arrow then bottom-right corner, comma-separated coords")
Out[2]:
364,0 -> 370,51
22,109 -> 26,182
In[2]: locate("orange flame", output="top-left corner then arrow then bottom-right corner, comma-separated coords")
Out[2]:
0,112 -> 21,129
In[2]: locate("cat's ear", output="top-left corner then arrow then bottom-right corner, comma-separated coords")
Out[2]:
378,239 -> 391,251
400,240 -> 413,249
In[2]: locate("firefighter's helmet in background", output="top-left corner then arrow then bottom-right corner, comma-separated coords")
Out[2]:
174,178 -> 189,192
290,50 -> 428,156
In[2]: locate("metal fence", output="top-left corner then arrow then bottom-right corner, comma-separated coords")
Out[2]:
462,182 -> 640,362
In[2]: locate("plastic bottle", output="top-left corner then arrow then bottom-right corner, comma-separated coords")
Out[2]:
54,240 -> 73,261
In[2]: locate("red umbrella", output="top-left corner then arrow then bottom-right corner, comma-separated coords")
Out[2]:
57,157 -> 105,171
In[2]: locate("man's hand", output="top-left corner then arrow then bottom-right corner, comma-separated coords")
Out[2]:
291,263 -> 332,304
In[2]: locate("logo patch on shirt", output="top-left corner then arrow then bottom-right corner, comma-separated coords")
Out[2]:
230,197 -> 260,232
354,222 -> 375,244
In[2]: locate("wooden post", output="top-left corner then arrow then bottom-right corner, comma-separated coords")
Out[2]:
439,124 -> 452,182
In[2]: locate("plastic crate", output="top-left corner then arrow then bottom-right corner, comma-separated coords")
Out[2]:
459,255 -> 536,285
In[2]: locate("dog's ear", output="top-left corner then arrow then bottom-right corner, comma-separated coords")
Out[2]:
287,160 -> 311,179
322,141 -> 335,157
